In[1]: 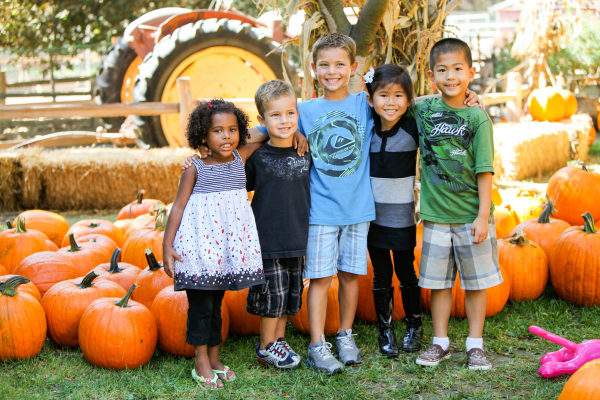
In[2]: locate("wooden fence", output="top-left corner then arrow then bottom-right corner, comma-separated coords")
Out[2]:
0,71 -> 94,104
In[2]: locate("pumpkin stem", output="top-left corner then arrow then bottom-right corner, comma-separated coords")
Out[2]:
135,190 -> 145,204
148,201 -> 165,217
15,216 -> 27,233
108,248 -> 123,274
508,231 -> 538,248
581,213 -> 598,234
0,276 -> 30,297
145,248 -> 162,271
67,234 -> 82,252
115,283 -> 137,308
77,271 -> 99,289
88,222 -> 99,229
6,220 -> 13,229
538,196 -> 556,224
155,209 -> 168,231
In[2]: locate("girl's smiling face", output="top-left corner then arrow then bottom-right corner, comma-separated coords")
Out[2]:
367,83 -> 409,130
205,112 -> 240,161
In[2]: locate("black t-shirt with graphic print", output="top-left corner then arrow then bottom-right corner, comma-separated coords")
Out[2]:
246,143 -> 311,259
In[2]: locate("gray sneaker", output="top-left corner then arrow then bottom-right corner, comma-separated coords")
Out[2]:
335,329 -> 362,366
307,335 -> 344,375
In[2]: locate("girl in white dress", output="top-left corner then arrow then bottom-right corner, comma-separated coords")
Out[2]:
163,99 -> 264,389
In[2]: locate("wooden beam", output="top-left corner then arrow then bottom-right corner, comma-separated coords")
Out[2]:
177,77 -> 193,147
480,93 -> 518,106
505,72 -> 523,122
4,131 -> 137,151
0,102 -> 179,120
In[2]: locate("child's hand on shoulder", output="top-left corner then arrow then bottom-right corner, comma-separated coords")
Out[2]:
162,245 -> 183,278
471,215 -> 489,244
182,151 -> 205,170
464,89 -> 485,109
293,131 -> 309,156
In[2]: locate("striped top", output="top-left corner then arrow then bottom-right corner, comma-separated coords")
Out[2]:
367,115 -> 419,250
191,150 -> 246,194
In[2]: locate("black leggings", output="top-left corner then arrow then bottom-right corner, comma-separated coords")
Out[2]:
368,246 -> 418,289
185,289 -> 225,347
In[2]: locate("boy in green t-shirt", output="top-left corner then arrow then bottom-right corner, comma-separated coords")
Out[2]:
411,38 -> 502,370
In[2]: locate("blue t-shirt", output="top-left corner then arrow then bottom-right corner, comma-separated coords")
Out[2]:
259,92 -> 375,225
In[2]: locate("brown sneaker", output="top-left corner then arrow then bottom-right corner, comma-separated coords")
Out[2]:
416,344 -> 451,367
466,348 -> 492,370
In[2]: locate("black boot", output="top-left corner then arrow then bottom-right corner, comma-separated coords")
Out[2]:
372,287 -> 399,357
400,285 -> 423,352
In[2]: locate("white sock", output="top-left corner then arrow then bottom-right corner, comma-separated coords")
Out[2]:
432,337 -> 450,351
466,337 -> 483,352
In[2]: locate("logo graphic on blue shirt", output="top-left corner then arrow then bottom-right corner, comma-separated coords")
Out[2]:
308,111 -> 365,178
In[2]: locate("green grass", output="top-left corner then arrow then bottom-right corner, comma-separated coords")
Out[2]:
2,285 -> 598,399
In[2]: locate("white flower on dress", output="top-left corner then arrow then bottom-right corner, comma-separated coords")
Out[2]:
363,67 -> 375,84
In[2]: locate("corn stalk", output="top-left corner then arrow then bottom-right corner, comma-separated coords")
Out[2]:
273,0 -> 462,99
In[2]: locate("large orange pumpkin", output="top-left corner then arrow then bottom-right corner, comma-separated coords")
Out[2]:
116,190 -> 160,221
0,274 -> 42,302
546,164 -> 600,225
494,206 -> 520,239
41,271 -> 126,347
0,265 -> 7,275
560,90 -> 577,119
588,125 -> 596,147
122,214 -> 156,243
528,87 -> 566,122
114,219 -> 134,235
92,248 -> 142,291
73,234 -> 117,257
14,210 -> 69,247
497,231 -> 548,302
289,276 -> 341,337
509,198 -> 571,259
510,189 -> 546,222
131,248 -> 173,310
558,359 -> 600,400
0,216 -> 49,273
12,251 -> 78,297
0,276 -> 47,361
550,213 -> 600,306
78,284 -> 158,369
491,184 -> 503,207
151,285 -> 229,357
121,209 -> 167,268
57,234 -> 111,277
62,219 -> 124,248
421,263 -> 511,318
45,240 -> 59,251
223,287 -> 261,335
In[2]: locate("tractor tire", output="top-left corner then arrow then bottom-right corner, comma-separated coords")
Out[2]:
93,37 -> 140,129
132,18 -> 299,147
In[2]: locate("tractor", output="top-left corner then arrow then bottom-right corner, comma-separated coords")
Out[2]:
93,7 -> 298,147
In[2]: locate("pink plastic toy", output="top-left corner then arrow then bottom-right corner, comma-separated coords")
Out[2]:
530,325 -> 600,378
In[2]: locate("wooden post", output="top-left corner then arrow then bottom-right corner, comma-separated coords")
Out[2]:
506,72 -> 523,122
176,77 -> 193,147
0,72 -> 6,106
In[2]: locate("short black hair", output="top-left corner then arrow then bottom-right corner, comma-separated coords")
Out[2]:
429,38 -> 472,70
365,64 -> 414,106
186,99 -> 250,150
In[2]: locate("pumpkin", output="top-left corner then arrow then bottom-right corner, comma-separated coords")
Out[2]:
78,284 -> 158,369
494,206 -> 520,239
0,274 -> 42,302
0,276 -> 47,361
45,240 -> 59,251
73,234 -> 117,256
550,213 -> 600,306
0,264 -> 7,275
12,251 -> 78,297
0,217 -> 49,273
122,214 -> 156,243
547,163 -> 600,225
528,87 -> 566,122
116,190 -> 160,221
92,248 -> 142,291
223,288 -> 261,335
62,219 -> 124,248
131,248 -> 173,309
560,90 -> 577,119
122,209 -> 167,268
57,234 -> 111,277
356,254 -> 406,323
114,219 -> 134,235
14,210 -> 69,247
151,285 -> 229,357
421,263 -> 511,318
41,271 -> 126,347
558,359 -> 600,400
509,197 -> 571,259
491,184 -> 503,207
589,125 -> 596,147
510,189 -> 546,222
497,231 -> 548,302
289,277 -> 341,337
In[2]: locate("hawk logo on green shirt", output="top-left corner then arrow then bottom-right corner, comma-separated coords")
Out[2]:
308,111 -> 365,178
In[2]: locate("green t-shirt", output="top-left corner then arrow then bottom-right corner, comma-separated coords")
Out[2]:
409,98 -> 495,223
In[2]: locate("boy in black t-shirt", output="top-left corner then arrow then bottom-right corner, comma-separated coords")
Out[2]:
245,80 -> 311,369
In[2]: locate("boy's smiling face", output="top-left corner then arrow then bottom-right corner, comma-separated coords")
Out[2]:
311,48 -> 358,100
427,51 -> 476,108
257,95 -> 298,146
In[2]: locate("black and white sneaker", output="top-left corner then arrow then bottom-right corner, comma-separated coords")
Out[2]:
255,342 -> 300,369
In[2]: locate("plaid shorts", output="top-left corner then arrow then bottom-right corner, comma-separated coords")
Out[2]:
305,223 -> 370,279
246,257 -> 304,318
418,215 -> 503,290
